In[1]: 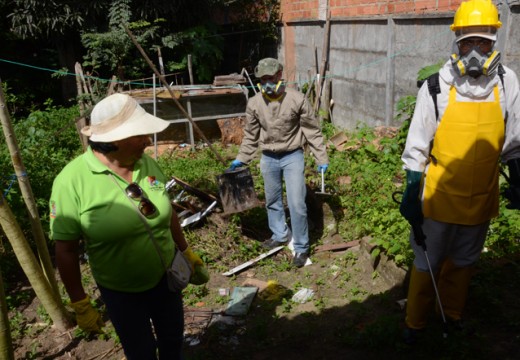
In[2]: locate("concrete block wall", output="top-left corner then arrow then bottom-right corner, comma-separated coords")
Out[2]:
277,0 -> 520,130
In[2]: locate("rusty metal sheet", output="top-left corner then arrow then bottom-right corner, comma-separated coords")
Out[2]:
217,167 -> 261,215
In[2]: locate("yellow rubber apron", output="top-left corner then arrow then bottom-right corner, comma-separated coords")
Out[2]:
423,86 -> 504,225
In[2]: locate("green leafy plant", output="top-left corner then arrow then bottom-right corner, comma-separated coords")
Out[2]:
417,60 -> 445,82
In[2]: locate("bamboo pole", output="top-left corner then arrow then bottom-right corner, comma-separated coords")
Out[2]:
0,198 -> 72,331
123,25 -> 226,165
0,266 -> 14,360
0,80 -> 61,300
74,63 -> 89,151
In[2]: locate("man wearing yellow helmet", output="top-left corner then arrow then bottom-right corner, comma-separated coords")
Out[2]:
399,0 -> 520,344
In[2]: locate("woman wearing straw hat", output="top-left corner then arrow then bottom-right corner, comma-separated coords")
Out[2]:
50,93 -> 206,359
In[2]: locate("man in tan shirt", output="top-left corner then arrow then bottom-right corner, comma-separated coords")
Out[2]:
230,58 -> 329,267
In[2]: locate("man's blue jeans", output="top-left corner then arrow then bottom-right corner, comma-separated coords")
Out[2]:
98,275 -> 184,360
260,149 -> 309,254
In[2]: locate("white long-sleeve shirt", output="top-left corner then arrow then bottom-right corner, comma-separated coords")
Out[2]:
402,60 -> 520,172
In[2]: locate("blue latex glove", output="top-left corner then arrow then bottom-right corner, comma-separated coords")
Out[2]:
317,164 -> 329,174
399,170 -> 423,224
229,159 -> 245,171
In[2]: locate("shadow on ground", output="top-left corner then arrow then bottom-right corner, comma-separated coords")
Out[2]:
183,247 -> 520,360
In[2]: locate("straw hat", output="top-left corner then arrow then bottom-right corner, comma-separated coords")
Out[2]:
81,93 -> 169,142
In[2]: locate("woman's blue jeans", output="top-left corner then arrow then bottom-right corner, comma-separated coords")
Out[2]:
98,275 -> 184,360
260,149 -> 309,254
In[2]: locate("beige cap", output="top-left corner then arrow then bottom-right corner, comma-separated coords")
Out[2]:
254,58 -> 283,78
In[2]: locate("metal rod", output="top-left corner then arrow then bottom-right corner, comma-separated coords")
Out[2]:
321,168 -> 325,193
411,222 -> 448,338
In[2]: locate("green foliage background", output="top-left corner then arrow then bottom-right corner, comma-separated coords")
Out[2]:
0,99 -> 82,254
2,75 -> 520,286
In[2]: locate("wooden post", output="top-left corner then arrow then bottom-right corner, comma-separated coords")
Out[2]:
157,48 -> 166,76
186,54 -> 195,144
74,62 -> 89,150
385,17 -> 396,126
187,54 -> 194,85
315,11 -> 331,113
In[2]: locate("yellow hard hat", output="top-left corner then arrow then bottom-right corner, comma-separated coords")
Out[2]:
450,0 -> 502,31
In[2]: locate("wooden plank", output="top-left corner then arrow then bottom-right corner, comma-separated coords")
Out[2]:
222,246 -> 284,276
314,240 -> 360,253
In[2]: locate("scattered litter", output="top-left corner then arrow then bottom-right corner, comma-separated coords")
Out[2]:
329,132 -> 349,151
180,200 -> 218,227
224,286 -> 258,316
222,246 -> 284,276
217,167 -> 261,214
330,264 -> 340,277
185,336 -> 200,346
292,288 -> 315,304
210,313 -> 246,329
258,280 -> 288,302
219,288 -> 230,296
183,307 -> 215,346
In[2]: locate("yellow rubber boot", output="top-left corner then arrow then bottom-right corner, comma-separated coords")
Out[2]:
405,266 -> 436,329
437,259 -> 474,321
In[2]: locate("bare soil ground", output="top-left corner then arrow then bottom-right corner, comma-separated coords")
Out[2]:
7,128 -> 520,359
9,201 -> 520,359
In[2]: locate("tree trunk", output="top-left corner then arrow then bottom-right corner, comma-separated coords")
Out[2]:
0,267 -> 14,360
0,198 -> 72,331
55,35 -> 80,103
0,80 -> 61,301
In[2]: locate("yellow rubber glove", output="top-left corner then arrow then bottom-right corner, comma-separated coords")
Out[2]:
190,264 -> 210,285
182,247 -> 210,285
182,246 -> 203,272
70,296 -> 104,334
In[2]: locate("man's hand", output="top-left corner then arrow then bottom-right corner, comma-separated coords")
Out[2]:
182,247 -> 210,285
229,159 -> 245,171
317,164 -> 329,174
70,296 -> 104,334
399,170 -> 424,223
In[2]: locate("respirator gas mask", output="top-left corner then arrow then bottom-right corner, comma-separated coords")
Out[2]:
451,44 -> 501,78
257,81 -> 284,100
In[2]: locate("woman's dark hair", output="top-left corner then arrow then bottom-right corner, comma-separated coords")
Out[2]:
88,139 -> 118,154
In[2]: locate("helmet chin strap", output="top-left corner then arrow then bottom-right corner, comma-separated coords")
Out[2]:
451,48 -> 501,78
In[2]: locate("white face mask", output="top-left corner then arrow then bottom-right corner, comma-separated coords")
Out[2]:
451,47 -> 501,78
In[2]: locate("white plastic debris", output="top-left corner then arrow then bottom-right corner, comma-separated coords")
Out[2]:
292,288 -> 315,304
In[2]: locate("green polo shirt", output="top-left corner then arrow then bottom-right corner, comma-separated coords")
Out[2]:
50,147 -> 175,292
